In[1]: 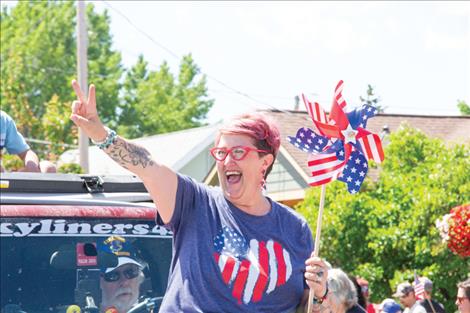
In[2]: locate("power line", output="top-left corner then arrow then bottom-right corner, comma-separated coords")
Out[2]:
102,1 -> 180,61
101,1 -> 295,116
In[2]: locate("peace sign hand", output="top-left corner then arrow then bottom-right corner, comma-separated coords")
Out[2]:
70,80 -> 107,142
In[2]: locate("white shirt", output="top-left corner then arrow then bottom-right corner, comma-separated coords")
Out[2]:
404,302 -> 428,313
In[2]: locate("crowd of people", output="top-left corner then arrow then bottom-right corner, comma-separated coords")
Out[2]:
316,269 -> 469,313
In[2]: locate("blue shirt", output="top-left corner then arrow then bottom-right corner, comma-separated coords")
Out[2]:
0,111 -> 30,155
158,174 -> 314,313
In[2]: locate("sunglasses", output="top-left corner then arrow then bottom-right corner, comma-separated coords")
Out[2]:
102,266 -> 141,283
457,297 -> 468,304
210,146 -> 269,161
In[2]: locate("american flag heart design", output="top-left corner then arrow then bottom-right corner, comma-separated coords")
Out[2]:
213,226 -> 292,304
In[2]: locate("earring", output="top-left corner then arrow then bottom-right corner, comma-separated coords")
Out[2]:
260,169 -> 266,190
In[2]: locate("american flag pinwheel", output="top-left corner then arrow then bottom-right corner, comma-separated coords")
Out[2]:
287,80 -> 385,194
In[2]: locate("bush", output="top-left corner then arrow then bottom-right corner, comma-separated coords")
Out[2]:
296,125 -> 470,311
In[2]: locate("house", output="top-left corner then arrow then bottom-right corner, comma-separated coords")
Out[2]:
61,110 -> 470,207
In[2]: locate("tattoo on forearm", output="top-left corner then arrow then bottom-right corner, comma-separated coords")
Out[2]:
107,137 -> 155,169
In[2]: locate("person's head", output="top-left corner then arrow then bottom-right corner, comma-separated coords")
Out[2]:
456,278 -> 470,313
349,275 -> 367,309
100,257 -> 144,313
356,276 -> 370,300
379,298 -> 402,313
212,113 -> 280,202
327,268 -> 358,313
98,236 -> 145,313
393,283 -> 416,308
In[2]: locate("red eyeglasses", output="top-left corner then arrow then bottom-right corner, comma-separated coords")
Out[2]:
210,146 -> 269,161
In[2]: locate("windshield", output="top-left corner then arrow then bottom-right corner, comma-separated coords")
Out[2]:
1,216 -> 172,313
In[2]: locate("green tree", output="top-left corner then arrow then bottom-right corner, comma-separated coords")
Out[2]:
360,84 -> 385,113
85,4 -> 122,127
2,1 -> 213,158
296,125 -> 469,311
118,54 -> 214,138
1,1 -> 122,157
41,95 -> 78,158
457,100 -> 470,115
118,54 -> 149,138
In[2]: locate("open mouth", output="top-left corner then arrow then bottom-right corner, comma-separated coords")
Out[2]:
226,171 -> 242,184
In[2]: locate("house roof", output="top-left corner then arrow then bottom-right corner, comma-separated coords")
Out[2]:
265,109 -> 470,179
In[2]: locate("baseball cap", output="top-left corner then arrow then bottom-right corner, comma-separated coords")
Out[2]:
393,282 -> 414,297
98,235 -> 143,273
103,256 -> 142,274
419,277 -> 433,292
380,298 -> 401,313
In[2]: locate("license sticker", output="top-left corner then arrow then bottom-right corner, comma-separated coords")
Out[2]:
76,242 -> 97,266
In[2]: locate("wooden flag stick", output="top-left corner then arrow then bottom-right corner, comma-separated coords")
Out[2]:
307,184 -> 327,313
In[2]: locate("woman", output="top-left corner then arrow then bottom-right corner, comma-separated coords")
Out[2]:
326,269 -> 362,313
70,80 -> 328,312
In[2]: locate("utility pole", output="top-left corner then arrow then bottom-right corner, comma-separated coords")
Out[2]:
77,0 -> 89,173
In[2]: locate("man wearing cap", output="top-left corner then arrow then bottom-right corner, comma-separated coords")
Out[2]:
417,277 -> 446,313
394,282 -> 426,313
99,236 -> 145,313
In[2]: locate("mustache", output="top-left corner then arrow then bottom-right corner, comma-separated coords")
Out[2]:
114,287 -> 134,297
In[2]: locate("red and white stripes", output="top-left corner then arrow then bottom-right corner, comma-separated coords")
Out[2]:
303,94 -> 328,124
334,80 -> 347,109
307,151 -> 346,186
214,239 -> 292,304
357,133 -> 384,163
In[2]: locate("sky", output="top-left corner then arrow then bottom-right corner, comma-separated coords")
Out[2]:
5,1 -> 470,123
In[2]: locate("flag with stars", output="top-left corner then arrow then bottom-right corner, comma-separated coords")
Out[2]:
287,127 -> 329,153
347,104 -> 378,129
213,226 -> 292,305
288,80 -> 384,194
337,150 -> 369,194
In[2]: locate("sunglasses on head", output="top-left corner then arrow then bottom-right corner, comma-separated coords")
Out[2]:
210,146 -> 269,162
457,297 -> 468,304
102,265 -> 140,283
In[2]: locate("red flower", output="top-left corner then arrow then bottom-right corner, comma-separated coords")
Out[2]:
445,204 -> 470,257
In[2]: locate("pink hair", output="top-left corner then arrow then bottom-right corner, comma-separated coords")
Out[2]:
215,112 -> 281,177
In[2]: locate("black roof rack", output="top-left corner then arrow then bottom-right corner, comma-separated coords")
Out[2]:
0,172 -> 147,194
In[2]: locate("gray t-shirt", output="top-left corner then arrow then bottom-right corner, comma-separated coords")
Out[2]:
157,174 -> 314,313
